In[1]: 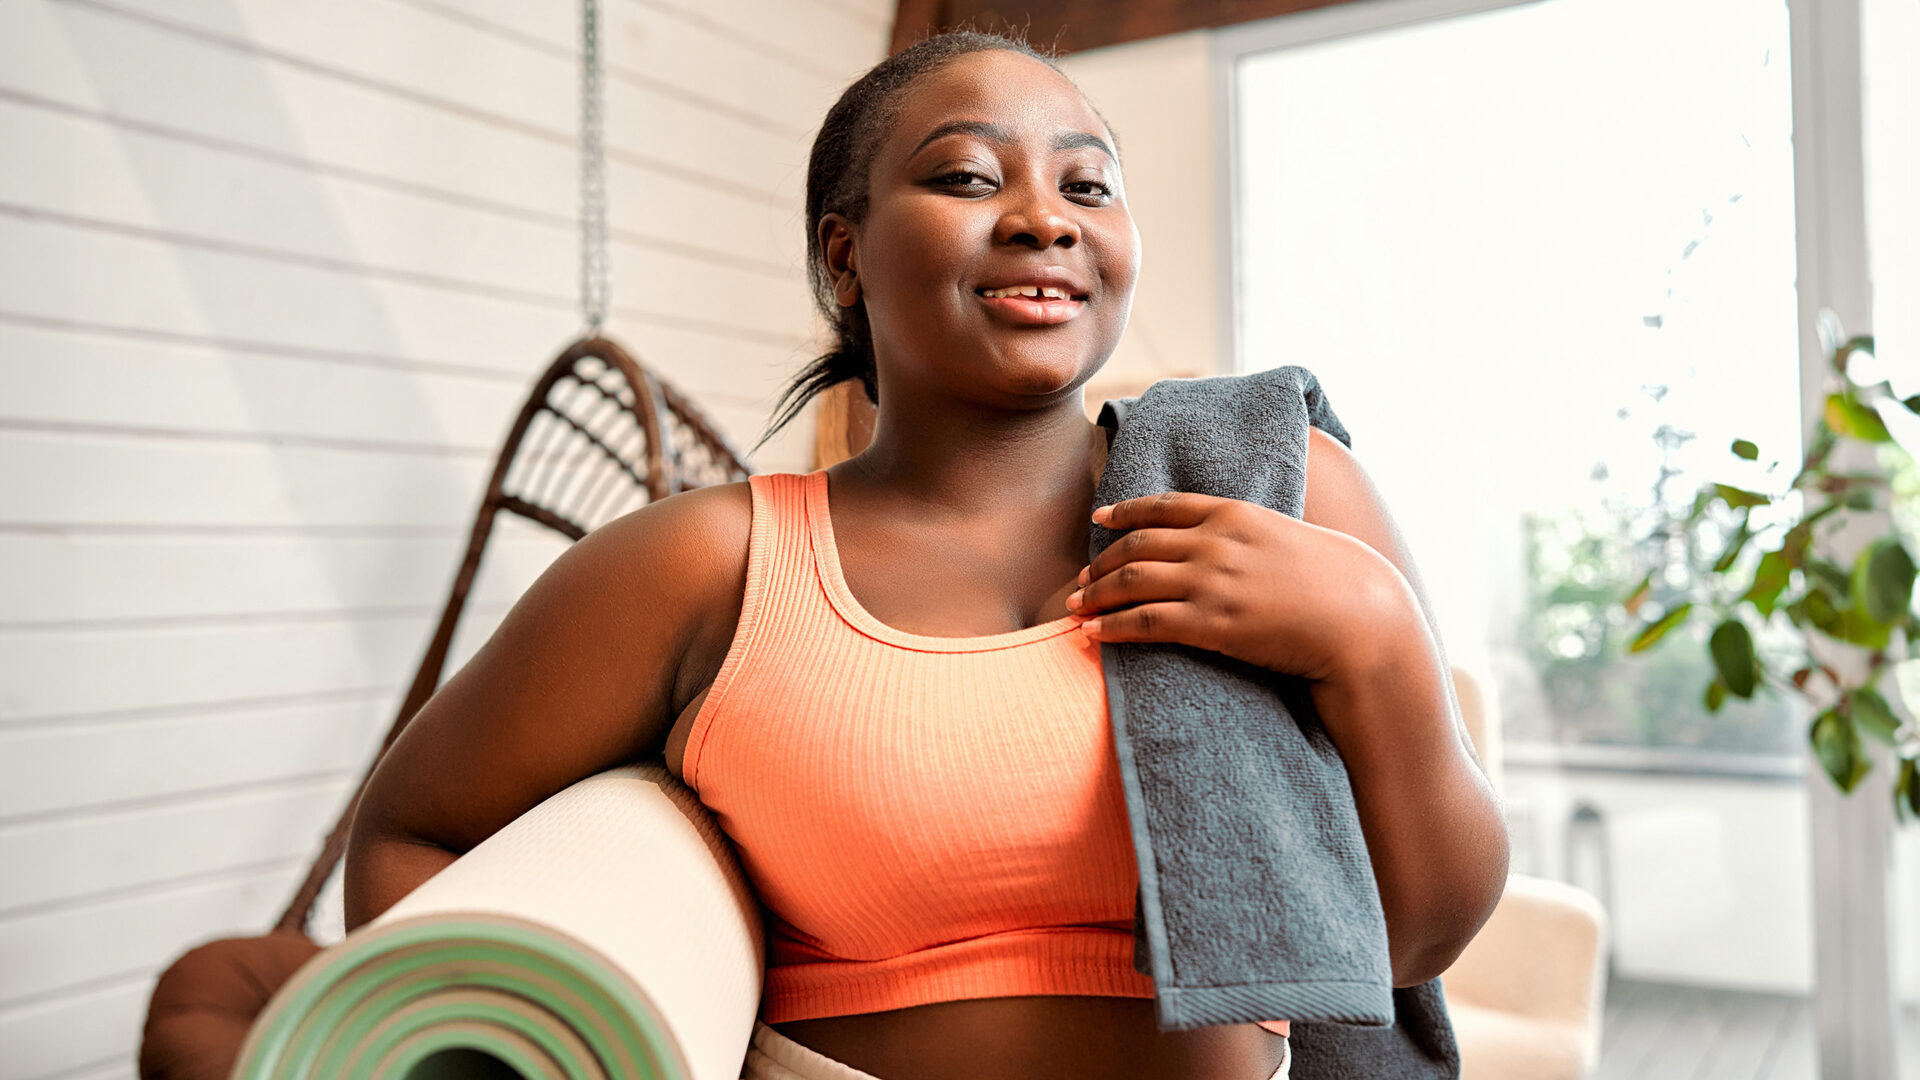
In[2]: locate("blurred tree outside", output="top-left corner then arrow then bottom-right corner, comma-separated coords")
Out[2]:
1512,383 -> 1811,754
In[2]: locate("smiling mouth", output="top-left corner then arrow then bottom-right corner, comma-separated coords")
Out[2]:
973,285 -> 1088,327
975,285 -> 1089,301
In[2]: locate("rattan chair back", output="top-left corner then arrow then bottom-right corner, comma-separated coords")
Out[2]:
274,336 -> 753,934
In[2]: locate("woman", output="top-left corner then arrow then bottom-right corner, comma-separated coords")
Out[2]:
346,30 -> 1507,1080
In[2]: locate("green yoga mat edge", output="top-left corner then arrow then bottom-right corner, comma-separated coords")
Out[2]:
232,912 -> 693,1080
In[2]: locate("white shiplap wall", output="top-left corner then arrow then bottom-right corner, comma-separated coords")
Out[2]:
0,0 -> 890,1075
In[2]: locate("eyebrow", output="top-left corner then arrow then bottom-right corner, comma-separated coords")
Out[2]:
909,120 -> 1117,163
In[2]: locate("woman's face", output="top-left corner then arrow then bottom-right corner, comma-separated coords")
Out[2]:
820,49 -> 1141,411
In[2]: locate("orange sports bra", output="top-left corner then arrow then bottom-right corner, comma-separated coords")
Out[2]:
683,470 -> 1288,1038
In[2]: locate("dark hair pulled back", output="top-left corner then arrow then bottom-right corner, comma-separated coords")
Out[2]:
750,29 -> 1064,455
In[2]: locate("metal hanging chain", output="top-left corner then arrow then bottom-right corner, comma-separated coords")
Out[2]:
580,0 -> 610,333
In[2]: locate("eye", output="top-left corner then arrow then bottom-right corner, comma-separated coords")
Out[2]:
932,170 -> 995,191
1063,179 -> 1113,204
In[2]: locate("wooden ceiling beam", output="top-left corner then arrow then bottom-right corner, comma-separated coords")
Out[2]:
891,0 -> 1367,55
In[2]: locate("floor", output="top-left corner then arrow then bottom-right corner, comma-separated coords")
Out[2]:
1592,976 -> 1920,1079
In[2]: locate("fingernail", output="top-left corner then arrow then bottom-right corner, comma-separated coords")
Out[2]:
1080,618 -> 1102,636
1091,504 -> 1112,523
1066,589 -> 1083,610
1076,565 -> 1090,587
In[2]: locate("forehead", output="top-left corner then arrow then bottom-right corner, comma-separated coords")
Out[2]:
885,50 -> 1107,159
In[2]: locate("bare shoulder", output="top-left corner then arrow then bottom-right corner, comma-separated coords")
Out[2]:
1299,408 -> 1476,770
1301,427 -> 1439,633
1301,426 -> 1390,544
583,478 -> 755,599
349,478 -> 756,864
581,478 -> 756,711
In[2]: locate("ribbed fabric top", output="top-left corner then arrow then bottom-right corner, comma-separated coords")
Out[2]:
683,470 -> 1287,1038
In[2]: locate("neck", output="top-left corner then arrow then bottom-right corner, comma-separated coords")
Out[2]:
842,391 -> 1112,525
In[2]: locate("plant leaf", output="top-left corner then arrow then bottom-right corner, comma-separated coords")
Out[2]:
1810,707 -> 1871,793
1849,687 -> 1904,746
1622,570 -> 1656,616
1731,438 -> 1759,460
1853,538 -> 1917,626
1704,676 -> 1727,713
1630,601 -> 1694,654
1807,559 -> 1854,599
1715,483 -> 1772,509
1710,618 -> 1759,698
1742,550 -> 1792,617
1714,520 -> 1755,574
1898,758 -> 1920,823
1806,588 -> 1839,630
1688,488 -> 1716,525
1835,607 -> 1895,649
1826,392 -> 1892,443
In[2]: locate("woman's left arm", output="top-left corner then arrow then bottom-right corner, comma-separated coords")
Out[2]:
1074,426 -> 1510,988
1293,430 -> 1510,987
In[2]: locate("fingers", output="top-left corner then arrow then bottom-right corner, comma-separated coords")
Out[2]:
1079,601 -> 1217,647
1091,491 -> 1223,532
1081,527 -> 1194,586
1069,558 -> 1189,617
1079,491 -> 1243,650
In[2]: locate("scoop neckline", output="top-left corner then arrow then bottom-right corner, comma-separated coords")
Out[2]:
803,469 -> 1089,653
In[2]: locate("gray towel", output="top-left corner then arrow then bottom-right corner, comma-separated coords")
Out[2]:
1091,365 -> 1460,1078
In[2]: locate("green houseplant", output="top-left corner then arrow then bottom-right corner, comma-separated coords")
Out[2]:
1620,328 -> 1920,820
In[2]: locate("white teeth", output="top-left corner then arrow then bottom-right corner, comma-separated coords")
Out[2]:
981,285 -> 1076,300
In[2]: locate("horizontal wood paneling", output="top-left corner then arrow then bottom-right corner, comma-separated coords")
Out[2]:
2,608 -> 440,721
0,975 -> 149,1079
0,94 -> 791,304
640,0 -> 891,82
0,309 -> 806,421
0,863 -> 305,1005
0,4 -> 800,261
0,529 -> 567,625
0,777 -> 354,913
0,431 -> 491,529
406,0 -> 874,137
0,422 -> 768,533
0,322 -> 524,451
118,0 -> 818,167
24,0 -> 814,203
0,692 -> 392,819
0,199 -> 812,349
1,0 -> 887,1069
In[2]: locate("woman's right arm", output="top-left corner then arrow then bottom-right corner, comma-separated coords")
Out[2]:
343,480 -> 753,930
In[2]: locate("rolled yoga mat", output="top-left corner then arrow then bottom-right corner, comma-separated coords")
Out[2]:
232,763 -> 767,1080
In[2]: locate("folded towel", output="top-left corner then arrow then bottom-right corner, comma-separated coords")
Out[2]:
1092,365 -> 1460,1078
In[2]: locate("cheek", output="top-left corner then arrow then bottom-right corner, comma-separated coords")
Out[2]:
1095,223 -> 1143,299
865,202 -> 986,296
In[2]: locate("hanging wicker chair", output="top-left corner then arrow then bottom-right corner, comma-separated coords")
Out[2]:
137,336 -> 755,1080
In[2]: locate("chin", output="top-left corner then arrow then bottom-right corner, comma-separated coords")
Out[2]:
993,353 -> 1104,401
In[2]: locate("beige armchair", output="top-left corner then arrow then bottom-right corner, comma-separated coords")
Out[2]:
1441,665 -> 1610,1080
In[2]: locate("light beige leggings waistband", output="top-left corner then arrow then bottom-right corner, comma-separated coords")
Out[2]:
740,1020 -> 1292,1080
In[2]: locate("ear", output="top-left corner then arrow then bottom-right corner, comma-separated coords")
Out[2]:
818,212 -> 861,308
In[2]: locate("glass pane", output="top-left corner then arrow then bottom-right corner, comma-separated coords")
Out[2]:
1233,0 -> 1822,1073
1863,0 -> 1920,1071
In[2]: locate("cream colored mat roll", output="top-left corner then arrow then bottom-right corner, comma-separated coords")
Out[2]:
234,763 -> 767,1080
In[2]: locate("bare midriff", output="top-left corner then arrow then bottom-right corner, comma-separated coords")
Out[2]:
772,996 -> 1289,1080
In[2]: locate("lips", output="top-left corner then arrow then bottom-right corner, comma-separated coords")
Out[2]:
973,271 -> 1090,326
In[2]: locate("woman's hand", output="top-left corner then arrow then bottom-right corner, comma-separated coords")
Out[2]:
1069,491 -> 1408,682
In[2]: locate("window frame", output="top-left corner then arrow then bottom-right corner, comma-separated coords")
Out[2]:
1206,0 -> 1901,1074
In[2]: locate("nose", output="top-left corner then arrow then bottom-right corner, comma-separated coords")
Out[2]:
993,185 -> 1080,251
